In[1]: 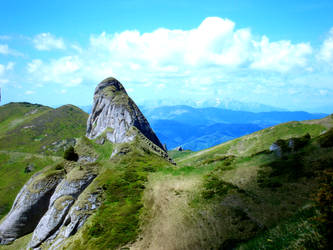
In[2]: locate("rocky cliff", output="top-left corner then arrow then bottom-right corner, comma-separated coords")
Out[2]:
0,77 -> 170,248
0,162 -> 100,248
86,77 -> 165,152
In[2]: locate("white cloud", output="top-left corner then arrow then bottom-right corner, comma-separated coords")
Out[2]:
27,59 -> 43,73
318,27 -> 333,65
33,33 -> 66,51
25,90 -> 35,95
25,17 -> 315,91
0,44 -> 10,54
251,36 -> 312,72
0,44 -> 22,56
0,62 -> 14,86
27,56 -> 82,86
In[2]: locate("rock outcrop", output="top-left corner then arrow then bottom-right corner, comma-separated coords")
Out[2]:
269,133 -> 311,157
0,162 -> 100,248
0,169 -> 64,244
0,77 -> 171,248
86,77 -> 165,151
29,167 -> 97,248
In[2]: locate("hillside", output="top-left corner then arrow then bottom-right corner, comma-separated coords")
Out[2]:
0,102 -> 88,221
0,90 -> 332,249
0,78 -> 172,249
129,114 -> 333,249
0,102 -> 88,155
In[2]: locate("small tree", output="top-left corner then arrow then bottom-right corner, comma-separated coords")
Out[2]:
64,146 -> 79,161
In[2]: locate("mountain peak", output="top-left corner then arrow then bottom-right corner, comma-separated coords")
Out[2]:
94,77 -> 126,96
86,77 -> 165,153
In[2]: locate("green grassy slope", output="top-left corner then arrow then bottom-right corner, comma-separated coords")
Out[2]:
179,115 -> 332,165
129,115 -> 333,249
1,110 -> 332,249
0,102 -> 51,135
52,133 -> 173,250
0,151 -> 62,219
0,103 -> 88,155
0,102 -> 88,220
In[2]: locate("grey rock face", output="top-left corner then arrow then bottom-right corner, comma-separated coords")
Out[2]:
269,143 -> 282,157
78,155 -> 96,163
0,171 -> 63,244
25,163 -> 35,173
86,77 -> 165,151
48,192 -> 101,250
29,171 -> 96,248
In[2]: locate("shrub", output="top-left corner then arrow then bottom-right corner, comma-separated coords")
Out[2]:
202,173 -> 237,199
64,146 -> 79,161
314,169 -> 333,248
319,128 -> 333,148
291,133 -> 311,151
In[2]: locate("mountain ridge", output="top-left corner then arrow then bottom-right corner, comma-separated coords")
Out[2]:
0,80 -> 332,249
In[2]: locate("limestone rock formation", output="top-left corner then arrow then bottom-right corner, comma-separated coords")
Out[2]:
0,169 -> 64,244
0,162 -> 100,248
0,77 -> 171,248
86,77 -> 165,151
29,167 -> 97,248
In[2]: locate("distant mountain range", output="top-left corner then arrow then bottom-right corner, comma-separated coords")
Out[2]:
79,104 -> 327,151
136,98 -> 286,113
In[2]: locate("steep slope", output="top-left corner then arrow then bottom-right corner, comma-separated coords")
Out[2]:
0,102 -> 51,135
0,103 -> 87,221
0,152 -> 62,220
0,77 -> 172,249
129,115 -> 333,249
0,103 -> 88,155
86,77 -> 165,152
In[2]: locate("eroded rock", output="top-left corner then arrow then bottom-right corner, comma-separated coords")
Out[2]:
0,170 -> 64,244
86,77 -> 165,151
29,167 -> 97,248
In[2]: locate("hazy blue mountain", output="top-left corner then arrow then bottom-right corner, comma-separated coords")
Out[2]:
137,98 -> 285,112
145,106 -> 327,150
78,105 -> 92,113
77,104 -> 327,151
150,119 -> 262,150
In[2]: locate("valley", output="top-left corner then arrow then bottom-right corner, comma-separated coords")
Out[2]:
0,78 -> 332,249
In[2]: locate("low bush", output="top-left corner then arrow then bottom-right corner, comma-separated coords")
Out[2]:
64,146 -> 79,161
202,173 -> 238,199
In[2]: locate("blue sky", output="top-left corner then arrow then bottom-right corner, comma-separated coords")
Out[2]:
1,0 -> 333,112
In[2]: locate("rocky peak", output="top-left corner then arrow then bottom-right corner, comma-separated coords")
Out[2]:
86,77 -> 165,151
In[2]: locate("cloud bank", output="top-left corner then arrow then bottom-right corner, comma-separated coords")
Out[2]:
27,17 -> 316,86
1,17 -> 333,111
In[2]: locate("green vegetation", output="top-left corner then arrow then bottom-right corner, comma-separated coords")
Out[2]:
64,146 -> 79,161
237,207 -> 324,250
1,103 -> 333,249
167,149 -> 193,159
0,102 -> 51,135
319,127 -> 333,147
0,151 -> 61,219
201,172 -> 239,200
0,233 -> 32,250
314,168 -> 333,248
138,114 -> 333,249
0,103 -> 88,155
62,137 -> 172,250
